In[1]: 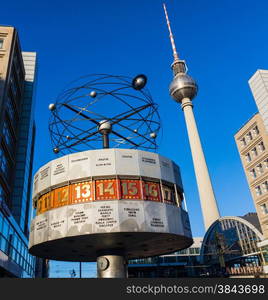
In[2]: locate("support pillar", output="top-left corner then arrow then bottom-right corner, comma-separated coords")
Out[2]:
102,132 -> 109,149
97,251 -> 128,278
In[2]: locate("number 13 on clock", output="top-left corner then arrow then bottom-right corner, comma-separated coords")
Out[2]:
71,181 -> 93,204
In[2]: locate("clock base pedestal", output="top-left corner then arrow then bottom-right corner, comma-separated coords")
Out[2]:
97,251 -> 128,278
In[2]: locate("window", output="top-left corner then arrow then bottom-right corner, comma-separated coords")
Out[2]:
0,184 -> 9,210
0,39 -> 3,49
0,237 -> 8,254
250,169 -> 257,179
2,220 -> 9,238
0,210 -> 35,276
255,186 -> 262,196
2,121 -> 13,148
0,213 -> 3,232
246,153 -> 252,162
253,126 -> 259,136
9,76 -> 17,96
257,163 -> 264,174
240,137 -> 246,147
6,96 -> 16,124
189,248 -> 196,255
259,141 -> 265,152
247,131 -> 253,141
260,203 -> 268,215
0,148 -> 10,179
252,147 -> 258,157
263,181 -> 268,192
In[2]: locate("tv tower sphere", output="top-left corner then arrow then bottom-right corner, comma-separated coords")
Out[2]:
169,73 -> 198,103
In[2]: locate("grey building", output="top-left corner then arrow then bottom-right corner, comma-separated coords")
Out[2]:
249,70 -> 268,134
0,26 -> 37,277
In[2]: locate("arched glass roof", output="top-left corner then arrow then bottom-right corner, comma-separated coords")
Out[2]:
200,216 -> 263,265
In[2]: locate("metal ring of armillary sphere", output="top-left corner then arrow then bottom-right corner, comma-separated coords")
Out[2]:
48,74 -> 161,154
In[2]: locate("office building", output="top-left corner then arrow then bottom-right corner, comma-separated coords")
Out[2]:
128,237 -> 203,277
235,113 -> 268,239
234,70 -> 268,273
0,25 -> 37,277
249,70 -> 268,134
48,261 -> 96,278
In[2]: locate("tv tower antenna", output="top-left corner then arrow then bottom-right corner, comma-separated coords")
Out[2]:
163,3 -> 179,63
163,3 -> 220,230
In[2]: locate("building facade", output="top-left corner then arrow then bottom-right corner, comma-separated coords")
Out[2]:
0,26 -> 37,277
128,237 -> 203,278
249,70 -> 268,134
247,70 -> 268,271
235,113 -> 268,240
200,214 -> 264,277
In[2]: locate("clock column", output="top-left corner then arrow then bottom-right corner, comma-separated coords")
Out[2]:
97,251 -> 128,278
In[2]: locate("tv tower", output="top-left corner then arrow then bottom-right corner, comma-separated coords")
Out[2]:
163,3 -> 220,230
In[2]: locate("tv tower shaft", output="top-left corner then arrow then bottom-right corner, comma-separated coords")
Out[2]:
163,3 -> 220,230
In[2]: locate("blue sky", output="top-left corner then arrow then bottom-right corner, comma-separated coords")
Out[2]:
2,0 -> 268,277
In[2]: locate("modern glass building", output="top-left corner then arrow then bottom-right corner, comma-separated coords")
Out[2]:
200,213 -> 264,277
128,237 -> 203,277
48,261 -> 97,278
0,26 -> 38,277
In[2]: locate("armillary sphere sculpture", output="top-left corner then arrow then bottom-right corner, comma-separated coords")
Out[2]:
48,74 -> 161,154
29,73 -> 192,279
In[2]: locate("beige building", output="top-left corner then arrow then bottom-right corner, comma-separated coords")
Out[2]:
235,113 -> 268,239
235,113 -> 268,269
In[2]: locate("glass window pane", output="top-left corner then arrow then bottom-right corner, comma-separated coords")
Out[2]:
0,237 -> 8,253
2,220 -> 9,238
0,213 -> 3,232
